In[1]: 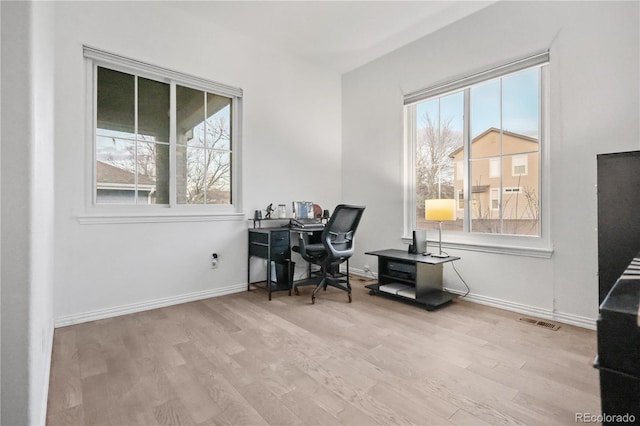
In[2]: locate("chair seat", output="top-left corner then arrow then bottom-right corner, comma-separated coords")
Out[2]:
293,243 -> 325,256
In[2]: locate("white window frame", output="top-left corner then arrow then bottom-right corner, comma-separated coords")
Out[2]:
80,46 -> 244,224
403,51 -> 552,258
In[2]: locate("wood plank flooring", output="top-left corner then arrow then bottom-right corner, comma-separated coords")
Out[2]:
47,278 -> 600,425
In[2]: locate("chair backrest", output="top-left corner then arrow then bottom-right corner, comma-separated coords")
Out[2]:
322,204 -> 366,260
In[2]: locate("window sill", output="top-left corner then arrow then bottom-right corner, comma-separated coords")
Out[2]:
401,236 -> 553,259
77,211 -> 246,225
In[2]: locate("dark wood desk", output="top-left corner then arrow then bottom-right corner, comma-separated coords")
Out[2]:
365,249 -> 460,311
247,223 -> 325,300
248,228 -> 292,300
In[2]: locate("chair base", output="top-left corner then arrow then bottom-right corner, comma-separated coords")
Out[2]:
310,275 -> 352,304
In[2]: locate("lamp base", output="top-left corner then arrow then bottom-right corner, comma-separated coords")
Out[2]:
431,253 -> 449,258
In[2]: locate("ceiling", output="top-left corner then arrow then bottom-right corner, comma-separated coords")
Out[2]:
169,1 -> 497,74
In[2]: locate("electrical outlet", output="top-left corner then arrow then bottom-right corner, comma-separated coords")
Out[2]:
363,264 -> 370,273
211,253 -> 219,268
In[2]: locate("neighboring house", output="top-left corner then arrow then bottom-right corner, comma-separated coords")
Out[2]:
96,161 -> 156,204
450,128 -> 539,233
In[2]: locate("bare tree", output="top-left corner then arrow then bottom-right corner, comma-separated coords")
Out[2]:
416,113 -> 462,218
182,116 -> 231,204
102,115 -> 231,205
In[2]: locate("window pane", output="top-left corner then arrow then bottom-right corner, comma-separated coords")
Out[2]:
176,85 -> 205,148
502,68 -> 539,143
206,152 -> 231,204
177,86 -> 205,204
136,141 -> 169,205
502,69 -> 540,236
138,77 -> 170,143
470,79 -> 500,158
185,147 -> 205,204
415,92 -> 463,232
502,183 -> 539,236
206,93 -> 231,150
470,158 -> 501,234
95,137 -> 136,204
97,67 -> 135,139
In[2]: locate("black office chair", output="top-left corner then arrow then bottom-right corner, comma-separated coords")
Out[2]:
292,204 -> 365,304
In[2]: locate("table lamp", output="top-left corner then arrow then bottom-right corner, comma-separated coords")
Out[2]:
425,199 -> 456,258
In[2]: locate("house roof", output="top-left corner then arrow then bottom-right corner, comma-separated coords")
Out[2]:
449,127 -> 539,157
96,161 -> 155,186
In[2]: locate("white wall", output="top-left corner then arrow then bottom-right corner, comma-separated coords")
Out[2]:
53,1 -> 342,322
1,1 -> 55,424
342,1 -> 639,325
30,1 -> 55,423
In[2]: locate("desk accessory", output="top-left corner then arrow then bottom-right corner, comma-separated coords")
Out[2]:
265,203 -> 275,219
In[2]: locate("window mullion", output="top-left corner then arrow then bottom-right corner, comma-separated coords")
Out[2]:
169,81 -> 177,207
463,88 -> 471,232
499,78 -> 504,234
404,104 -> 417,235
203,92 -> 208,205
134,76 -> 139,205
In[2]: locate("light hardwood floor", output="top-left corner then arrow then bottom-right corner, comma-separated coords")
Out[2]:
47,278 -> 600,425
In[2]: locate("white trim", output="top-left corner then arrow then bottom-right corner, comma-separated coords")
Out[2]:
85,47 -> 242,214
404,50 -> 549,105
401,235 -> 553,258
54,283 -> 247,327
348,267 -> 378,280
352,266 -> 592,329
83,45 -> 242,98
403,105 -> 417,237
445,288 -> 596,330
77,211 -> 245,224
38,320 -> 55,426
441,239 -> 553,258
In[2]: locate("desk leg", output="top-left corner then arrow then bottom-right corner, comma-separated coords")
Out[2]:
288,260 -> 292,296
267,252 -> 272,301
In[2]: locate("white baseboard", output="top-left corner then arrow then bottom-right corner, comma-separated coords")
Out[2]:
54,283 -> 246,328
349,266 -> 596,330
445,288 -> 597,330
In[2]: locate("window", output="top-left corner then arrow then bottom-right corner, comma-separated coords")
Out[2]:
456,190 -> 464,210
405,51 -> 547,238
512,155 -> 528,176
490,188 -> 500,211
489,158 -> 501,178
86,47 -> 242,210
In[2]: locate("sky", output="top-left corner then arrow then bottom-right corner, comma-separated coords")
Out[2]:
416,67 -> 540,140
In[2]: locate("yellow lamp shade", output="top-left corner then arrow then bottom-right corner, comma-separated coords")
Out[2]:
425,199 -> 456,221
